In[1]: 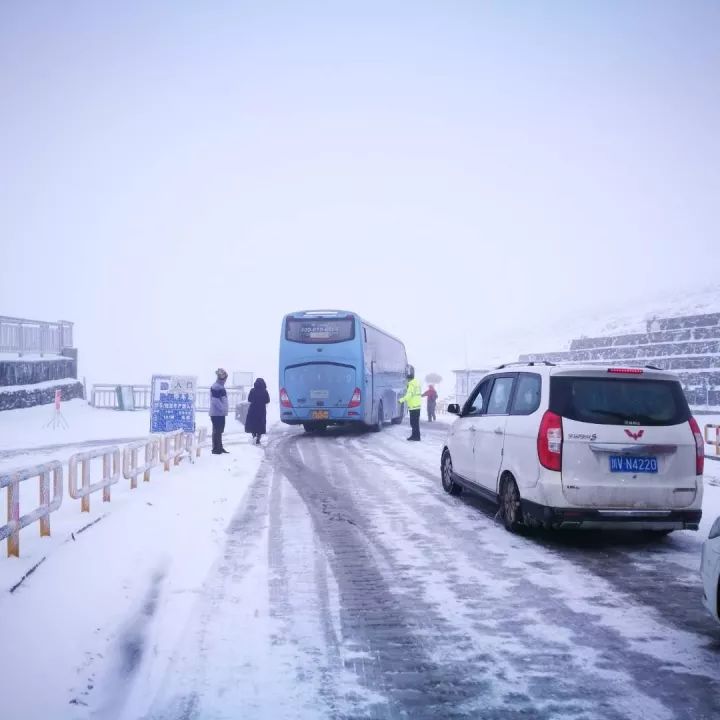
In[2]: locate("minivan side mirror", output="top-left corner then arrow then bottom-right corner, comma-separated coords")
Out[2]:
447,403 -> 460,415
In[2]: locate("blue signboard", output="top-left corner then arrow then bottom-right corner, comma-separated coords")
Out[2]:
150,375 -> 197,433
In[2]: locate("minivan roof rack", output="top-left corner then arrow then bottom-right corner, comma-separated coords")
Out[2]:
495,360 -> 556,369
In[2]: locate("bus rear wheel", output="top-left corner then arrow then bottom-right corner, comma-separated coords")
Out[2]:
372,402 -> 384,432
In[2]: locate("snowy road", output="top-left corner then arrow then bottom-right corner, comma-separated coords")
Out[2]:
125,422 -> 720,720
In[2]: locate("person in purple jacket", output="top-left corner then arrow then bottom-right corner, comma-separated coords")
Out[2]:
210,368 -> 229,454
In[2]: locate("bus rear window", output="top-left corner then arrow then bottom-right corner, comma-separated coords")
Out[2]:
285,318 -> 355,344
550,376 -> 690,426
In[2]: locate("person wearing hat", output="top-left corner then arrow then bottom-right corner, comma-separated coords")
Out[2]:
398,364 -> 423,441
210,368 -> 230,454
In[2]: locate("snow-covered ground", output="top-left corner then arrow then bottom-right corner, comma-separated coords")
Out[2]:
0,400 -> 261,590
0,399 -> 152,453
0,376 -> 80,395
0,352 -> 67,362
0,403 -> 718,718
0,405 -> 264,720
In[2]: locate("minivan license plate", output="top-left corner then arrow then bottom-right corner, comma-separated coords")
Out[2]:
609,456 -> 658,473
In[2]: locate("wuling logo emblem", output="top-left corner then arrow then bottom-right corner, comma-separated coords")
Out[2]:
624,429 -> 644,441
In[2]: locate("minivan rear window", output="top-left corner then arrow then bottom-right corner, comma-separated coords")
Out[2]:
286,317 -> 355,344
549,376 -> 690,426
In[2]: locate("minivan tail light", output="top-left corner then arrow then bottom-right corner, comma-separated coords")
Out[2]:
280,388 -> 292,408
607,367 -> 643,375
348,388 -> 362,408
537,410 -> 563,471
689,416 -> 704,476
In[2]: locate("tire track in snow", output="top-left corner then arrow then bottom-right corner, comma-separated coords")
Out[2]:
356,428 -> 720,719
144,449 -> 276,720
379,424 -> 718,643
336,435 -> 640,719
276,433 -> 491,719
266,462 -> 347,718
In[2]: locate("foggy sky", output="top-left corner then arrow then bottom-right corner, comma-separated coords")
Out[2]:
1,1 -> 719,393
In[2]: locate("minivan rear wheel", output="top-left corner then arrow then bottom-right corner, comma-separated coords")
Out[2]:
500,476 -> 522,533
441,451 -> 462,496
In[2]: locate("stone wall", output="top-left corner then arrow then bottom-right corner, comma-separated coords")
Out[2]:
0,381 -> 84,411
0,357 -> 76,387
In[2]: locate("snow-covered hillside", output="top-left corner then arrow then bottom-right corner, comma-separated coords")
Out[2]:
465,284 -> 720,369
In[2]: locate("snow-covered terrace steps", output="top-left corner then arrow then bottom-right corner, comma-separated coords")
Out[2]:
571,325 -> 720,351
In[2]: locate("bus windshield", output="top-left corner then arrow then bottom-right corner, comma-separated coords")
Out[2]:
285,317 -> 355,344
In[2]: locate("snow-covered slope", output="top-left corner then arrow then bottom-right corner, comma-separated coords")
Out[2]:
471,284 -> 720,368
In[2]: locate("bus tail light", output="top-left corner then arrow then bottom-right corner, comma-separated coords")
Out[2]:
280,388 -> 292,408
348,388 -> 362,408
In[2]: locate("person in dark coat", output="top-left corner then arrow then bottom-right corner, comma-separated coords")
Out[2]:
245,378 -> 270,445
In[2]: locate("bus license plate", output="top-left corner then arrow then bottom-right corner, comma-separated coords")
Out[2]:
311,410 -> 329,420
609,456 -> 658,473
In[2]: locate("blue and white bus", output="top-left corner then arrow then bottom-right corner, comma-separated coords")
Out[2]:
279,310 -> 408,432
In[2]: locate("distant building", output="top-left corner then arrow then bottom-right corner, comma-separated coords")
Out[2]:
453,369 -> 489,406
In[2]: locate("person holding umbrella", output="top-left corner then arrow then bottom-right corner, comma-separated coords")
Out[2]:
423,384 -> 438,422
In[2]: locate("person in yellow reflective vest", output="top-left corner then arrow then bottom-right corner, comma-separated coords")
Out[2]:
399,365 -> 422,441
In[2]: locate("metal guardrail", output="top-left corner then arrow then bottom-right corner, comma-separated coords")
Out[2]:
0,316 -> 73,355
157,430 -> 186,471
90,384 -> 246,411
122,438 -> 161,488
68,447 -> 121,513
90,385 -> 151,409
183,427 -> 208,460
0,461 -> 63,557
1,428 -> 210,557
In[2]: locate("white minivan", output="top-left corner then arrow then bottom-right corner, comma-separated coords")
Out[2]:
442,362 -> 704,533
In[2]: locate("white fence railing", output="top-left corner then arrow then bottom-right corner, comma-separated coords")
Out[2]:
706,424 -> 719,460
158,430 -> 186,471
0,461 -> 63,557
0,316 -> 73,355
122,438 -> 161,488
68,447 -> 121,513
1,428 -> 210,557
90,385 -> 247,411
